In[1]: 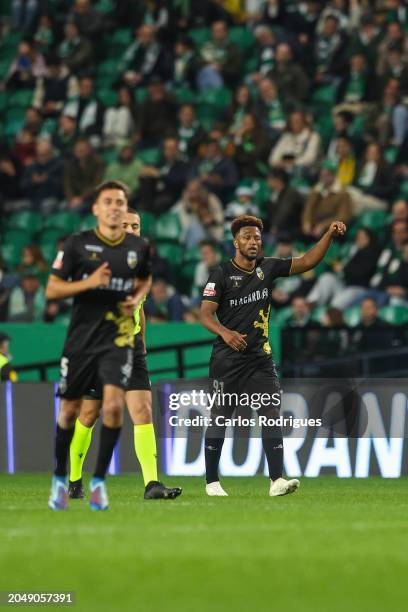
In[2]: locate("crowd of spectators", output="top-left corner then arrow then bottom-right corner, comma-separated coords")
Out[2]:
0,0 -> 407,334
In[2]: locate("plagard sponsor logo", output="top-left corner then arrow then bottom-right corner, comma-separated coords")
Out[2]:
165,391 -> 407,478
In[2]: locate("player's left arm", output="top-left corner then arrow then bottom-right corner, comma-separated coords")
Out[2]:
290,221 -> 346,275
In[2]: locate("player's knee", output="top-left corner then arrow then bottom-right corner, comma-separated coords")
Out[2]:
131,401 -> 152,425
103,399 -> 124,428
59,399 -> 81,428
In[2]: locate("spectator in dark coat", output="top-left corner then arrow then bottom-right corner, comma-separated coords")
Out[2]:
196,20 -> 241,90
314,14 -> 348,85
63,76 -> 104,145
233,112 -> 273,178
135,78 -> 178,146
139,137 -> 190,213
33,54 -> 79,119
119,25 -> 172,88
0,146 -> 22,202
188,139 -> 239,203
63,138 -> 105,213
271,43 -> 310,108
265,168 -> 303,238
57,21 -> 93,76
21,139 -> 63,212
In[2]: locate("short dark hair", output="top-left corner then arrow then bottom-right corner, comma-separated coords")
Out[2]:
268,168 -> 289,185
127,207 -> 139,216
94,180 -> 129,201
231,215 -> 263,237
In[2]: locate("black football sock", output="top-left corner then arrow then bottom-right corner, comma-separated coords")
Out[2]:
55,424 -> 75,477
262,423 -> 284,481
93,425 -> 121,480
204,437 -> 225,484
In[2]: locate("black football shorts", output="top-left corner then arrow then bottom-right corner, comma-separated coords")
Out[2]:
58,345 -> 134,400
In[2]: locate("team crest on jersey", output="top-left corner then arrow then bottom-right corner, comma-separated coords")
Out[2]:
127,250 -> 138,269
256,267 -> 264,280
203,282 -> 216,297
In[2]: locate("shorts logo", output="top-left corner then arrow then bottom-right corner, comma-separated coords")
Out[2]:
127,250 -> 138,269
203,282 -> 216,297
52,251 -> 64,270
256,267 -> 264,280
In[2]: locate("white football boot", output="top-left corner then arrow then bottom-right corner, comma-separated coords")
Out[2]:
205,481 -> 229,496
269,477 -> 300,497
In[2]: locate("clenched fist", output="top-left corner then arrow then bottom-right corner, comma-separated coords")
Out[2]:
329,221 -> 347,237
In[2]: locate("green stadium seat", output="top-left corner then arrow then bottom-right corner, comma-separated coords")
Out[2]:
311,85 -> 337,107
110,28 -> 133,46
135,87 -> 148,103
95,0 -> 114,13
156,242 -> 183,264
355,210 -> 388,231
196,88 -> 232,122
399,179 -> 408,199
138,147 -> 160,165
154,213 -> 182,242
1,230 -> 32,267
79,214 -> 96,231
6,211 -> 42,234
189,28 -> 211,47
7,89 -> 33,108
139,211 -> 156,237
343,305 -> 361,326
172,87 -> 197,104
43,211 -> 81,233
4,107 -> 25,137
0,61 -> 11,78
97,88 -> 117,107
273,306 -> 292,327
311,305 -> 327,323
229,27 -> 255,54
101,148 -> 118,164
379,305 -> 408,325
183,245 -> 202,263
384,147 -> 398,165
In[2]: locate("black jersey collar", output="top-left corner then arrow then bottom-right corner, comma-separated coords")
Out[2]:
94,227 -> 126,247
231,258 -> 256,274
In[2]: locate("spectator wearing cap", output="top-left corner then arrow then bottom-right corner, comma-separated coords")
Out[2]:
196,20 -> 241,91
8,272 -> 45,322
0,333 -> 17,382
302,159 -> 352,239
188,139 -> 239,203
224,186 -> 260,235
269,111 -> 321,179
135,78 -> 178,147
33,54 -> 79,119
118,24 -> 172,88
266,168 -> 303,238
57,21 -> 93,76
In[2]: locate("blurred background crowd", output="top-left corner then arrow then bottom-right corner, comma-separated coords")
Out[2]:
0,0 -> 407,340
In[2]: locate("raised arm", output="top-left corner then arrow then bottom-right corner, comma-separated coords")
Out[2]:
200,300 -> 247,352
290,221 -> 346,275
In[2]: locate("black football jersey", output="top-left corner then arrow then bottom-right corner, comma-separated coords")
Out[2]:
51,228 -> 151,353
202,257 -> 292,363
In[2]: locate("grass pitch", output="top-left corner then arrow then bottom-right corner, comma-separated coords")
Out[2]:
0,475 -> 407,612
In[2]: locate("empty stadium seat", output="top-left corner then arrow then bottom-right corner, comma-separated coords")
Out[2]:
379,305 -> 408,325
7,89 -> 32,108
139,211 -> 156,237
1,230 -> 32,267
43,211 -> 81,233
156,242 -> 183,264
355,210 -> 388,231
138,147 -> 160,165
6,211 -> 42,234
79,214 -> 96,232
343,305 -> 361,326
154,213 -> 181,242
